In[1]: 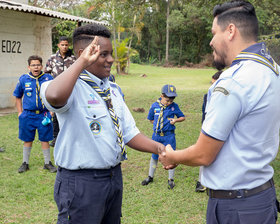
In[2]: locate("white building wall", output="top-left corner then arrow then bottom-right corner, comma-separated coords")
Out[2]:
0,9 -> 52,108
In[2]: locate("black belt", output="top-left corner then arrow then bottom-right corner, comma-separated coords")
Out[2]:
207,178 -> 274,199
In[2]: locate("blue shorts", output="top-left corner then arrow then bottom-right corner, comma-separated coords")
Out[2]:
18,110 -> 53,142
54,164 -> 122,224
206,186 -> 278,224
151,133 -> 176,160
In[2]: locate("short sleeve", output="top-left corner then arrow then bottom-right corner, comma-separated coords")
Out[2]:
202,79 -> 243,141
40,80 -> 73,113
147,105 -> 155,121
174,104 -> 185,118
13,77 -> 23,98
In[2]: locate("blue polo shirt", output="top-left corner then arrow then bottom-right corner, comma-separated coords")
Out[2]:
201,43 -> 280,190
13,72 -> 53,111
147,99 -> 185,134
41,70 -> 139,170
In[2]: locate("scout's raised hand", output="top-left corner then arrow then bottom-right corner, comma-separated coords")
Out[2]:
159,144 -> 177,170
79,36 -> 100,67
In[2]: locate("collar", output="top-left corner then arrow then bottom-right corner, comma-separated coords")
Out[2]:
56,49 -> 73,59
28,71 -> 44,79
231,42 -> 279,76
82,70 -> 110,89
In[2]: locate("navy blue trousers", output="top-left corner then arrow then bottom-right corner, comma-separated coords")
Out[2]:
54,164 -> 122,224
206,186 -> 278,224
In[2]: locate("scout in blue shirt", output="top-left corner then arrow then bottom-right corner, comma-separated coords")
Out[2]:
159,1 -> 280,223
13,55 -> 56,173
41,24 -> 165,224
141,84 -> 185,189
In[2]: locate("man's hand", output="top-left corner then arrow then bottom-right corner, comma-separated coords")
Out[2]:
79,36 -> 100,67
159,144 -> 177,170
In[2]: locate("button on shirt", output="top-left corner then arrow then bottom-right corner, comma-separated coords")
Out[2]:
40,71 -> 140,170
148,100 -> 185,134
13,72 -> 53,111
201,60 -> 280,190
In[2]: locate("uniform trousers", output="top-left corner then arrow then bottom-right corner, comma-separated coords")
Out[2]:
54,164 -> 122,224
206,186 -> 278,224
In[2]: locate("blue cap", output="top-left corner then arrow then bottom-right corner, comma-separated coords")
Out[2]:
161,84 -> 177,97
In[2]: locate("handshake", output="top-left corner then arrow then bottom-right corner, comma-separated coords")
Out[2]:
157,144 -> 177,170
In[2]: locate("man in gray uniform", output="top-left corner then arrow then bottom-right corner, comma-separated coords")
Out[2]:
160,1 -> 280,223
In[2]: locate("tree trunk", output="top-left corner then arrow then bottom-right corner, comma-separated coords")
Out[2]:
112,3 -> 120,74
179,35 -> 183,65
165,0 -> 170,64
126,15 -> 137,74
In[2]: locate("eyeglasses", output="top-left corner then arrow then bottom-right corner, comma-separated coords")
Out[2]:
30,64 -> 42,67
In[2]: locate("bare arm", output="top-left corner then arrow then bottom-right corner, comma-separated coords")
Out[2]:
127,133 -> 164,155
15,97 -> 22,116
160,132 -> 224,167
169,116 -> 185,125
45,37 -> 100,107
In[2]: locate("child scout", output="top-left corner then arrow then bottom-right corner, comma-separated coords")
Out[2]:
142,84 -> 185,189
13,55 -> 57,173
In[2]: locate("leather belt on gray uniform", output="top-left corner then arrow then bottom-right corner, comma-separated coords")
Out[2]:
207,178 -> 274,199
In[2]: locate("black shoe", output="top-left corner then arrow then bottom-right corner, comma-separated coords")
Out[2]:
49,138 -> 56,147
0,147 -> 5,152
18,162 -> 29,173
195,181 -> 206,192
168,179 -> 175,189
141,176 -> 153,185
44,161 -> 57,173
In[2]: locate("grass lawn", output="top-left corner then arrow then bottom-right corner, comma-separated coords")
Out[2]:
1,63 -> 280,223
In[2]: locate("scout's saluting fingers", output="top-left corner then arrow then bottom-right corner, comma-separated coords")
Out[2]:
78,36 -> 100,67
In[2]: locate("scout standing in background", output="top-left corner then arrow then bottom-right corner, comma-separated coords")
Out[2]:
13,55 -> 57,173
142,84 -> 185,189
44,36 -> 76,147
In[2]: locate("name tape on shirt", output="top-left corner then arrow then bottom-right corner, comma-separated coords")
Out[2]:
213,87 -> 229,96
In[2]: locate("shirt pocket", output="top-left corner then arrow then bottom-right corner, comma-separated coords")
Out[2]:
84,106 -> 108,136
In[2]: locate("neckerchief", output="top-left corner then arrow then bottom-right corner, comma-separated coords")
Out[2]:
155,99 -> 167,134
79,71 -> 127,160
231,42 -> 279,76
27,72 -> 45,109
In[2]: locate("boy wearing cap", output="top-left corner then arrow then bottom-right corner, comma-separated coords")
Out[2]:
142,84 -> 185,189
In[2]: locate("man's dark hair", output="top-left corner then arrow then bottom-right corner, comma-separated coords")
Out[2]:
28,55 -> 42,65
212,70 -> 223,80
59,36 -> 69,43
73,23 -> 111,55
213,1 -> 258,41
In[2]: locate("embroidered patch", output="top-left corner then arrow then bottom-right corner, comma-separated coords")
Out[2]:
213,87 -> 229,96
26,92 -> 32,97
154,108 -> 160,115
89,121 -> 101,135
88,94 -> 100,104
25,82 -> 31,88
